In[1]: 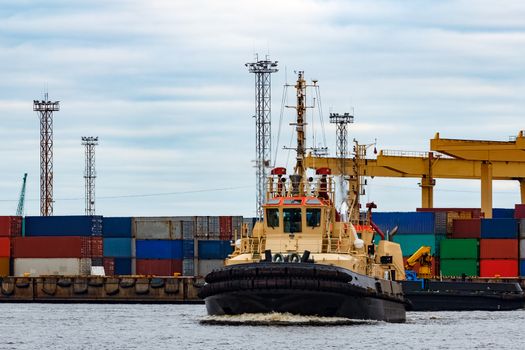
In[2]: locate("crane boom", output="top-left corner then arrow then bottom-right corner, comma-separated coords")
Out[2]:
16,173 -> 27,216
405,245 -> 433,279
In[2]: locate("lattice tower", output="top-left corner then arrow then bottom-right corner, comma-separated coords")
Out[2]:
245,55 -> 278,220
82,136 -> 98,216
33,94 -> 59,216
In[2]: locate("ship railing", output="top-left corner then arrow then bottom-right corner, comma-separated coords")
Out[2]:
380,149 -> 453,159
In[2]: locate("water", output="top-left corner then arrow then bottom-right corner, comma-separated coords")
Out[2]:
0,304 -> 523,349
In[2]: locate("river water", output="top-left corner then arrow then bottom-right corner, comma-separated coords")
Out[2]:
0,304 -> 523,349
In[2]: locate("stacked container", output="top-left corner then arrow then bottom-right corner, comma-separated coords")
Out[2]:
515,204 -> 525,277
0,216 -> 22,276
197,240 -> 233,277
102,217 -> 133,275
12,216 -> 103,276
440,238 -> 479,276
132,217 -> 197,276
479,218 -> 519,277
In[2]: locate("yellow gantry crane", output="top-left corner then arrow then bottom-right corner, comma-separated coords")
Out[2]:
305,131 -> 525,218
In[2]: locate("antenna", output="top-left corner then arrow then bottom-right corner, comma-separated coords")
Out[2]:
82,136 -> 99,216
34,95 -> 59,216
246,55 -> 279,220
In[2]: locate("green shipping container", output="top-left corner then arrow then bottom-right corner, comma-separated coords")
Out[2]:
440,258 -> 478,277
392,234 -> 438,257
440,239 -> 478,259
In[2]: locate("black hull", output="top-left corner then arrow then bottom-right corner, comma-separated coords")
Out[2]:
402,280 -> 525,311
199,263 -> 406,323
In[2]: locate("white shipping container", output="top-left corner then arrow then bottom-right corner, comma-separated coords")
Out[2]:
132,217 -> 183,240
14,258 -> 92,276
197,259 -> 225,277
182,259 -> 195,276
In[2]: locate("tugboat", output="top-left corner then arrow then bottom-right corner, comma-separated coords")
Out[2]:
199,72 -> 407,322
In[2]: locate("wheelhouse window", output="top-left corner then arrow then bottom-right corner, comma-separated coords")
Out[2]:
266,208 -> 280,228
283,208 -> 302,233
306,208 -> 321,227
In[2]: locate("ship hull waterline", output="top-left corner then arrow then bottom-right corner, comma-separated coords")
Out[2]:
199,263 -> 407,323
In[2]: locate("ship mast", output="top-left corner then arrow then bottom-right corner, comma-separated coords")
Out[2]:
293,71 -> 307,179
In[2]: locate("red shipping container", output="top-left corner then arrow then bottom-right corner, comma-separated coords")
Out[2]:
136,259 -> 182,276
514,204 -> 525,219
0,216 -> 22,237
88,237 -> 103,258
13,237 -> 96,258
403,256 -> 438,276
452,219 -> 481,238
480,239 -> 518,259
103,258 -> 115,276
0,237 -> 10,257
480,259 -> 518,277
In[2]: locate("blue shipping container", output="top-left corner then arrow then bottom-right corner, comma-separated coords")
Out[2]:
103,217 -> 132,237
114,257 -> 132,275
198,240 -> 233,260
103,238 -> 132,257
480,219 -> 518,239
372,212 -> 435,235
492,208 -> 515,219
135,240 -> 183,259
183,240 -> 194,259
25,216 -> 102,236
520,259 -> 525,277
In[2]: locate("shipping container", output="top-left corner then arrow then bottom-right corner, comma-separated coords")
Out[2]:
114,257 -> 132,275
520,259 -> 525,276
440,239 -> 479,259
102,217 -> 132,237
243,217 -> 257,235
14,258 -> 92,276
103,238 -> 132,257
135,259 -> 182,276
0,257 -> 9,276
183,240 -> 194,259
132,217 -> 183,240
479,259 -> 518,278
89,237 -> 104,258
0,237 -> 10,257
479,239 -> 518,259
480,218 -> 518,239
232,216 -> 243,237
198,240 -> 233,260
219,216 -> 233,240
208,216 -> 220,235
371,212 -> 435,235
434,212 -> 447,235
392,234 -> 438,257
13,237 -> 100,258
514,204 -> 525,219
103,258 -> 115,275
195,216 -> 208,237
25,216 -> 102,237
182,258 -> 194,276
440,259 -> 478,277
182,221 -> 194,239
451,219 -> 481,239
135,240 -> 183,259
197,259 -> 225,277
519,219 -> 525,239
520,239 -> 525,259
492,208 -> 515,219
0,216 -> 22,237
417,208 -> 481,233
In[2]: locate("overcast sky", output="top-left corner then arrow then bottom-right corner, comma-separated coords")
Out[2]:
1,0 -> 524,217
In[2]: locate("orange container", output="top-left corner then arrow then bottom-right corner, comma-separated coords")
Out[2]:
479,239 -> 518,259
0,257 -> 9,276
479,259 -> 518,277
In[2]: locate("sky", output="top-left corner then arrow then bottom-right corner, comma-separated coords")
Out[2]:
1,0 -> 524,218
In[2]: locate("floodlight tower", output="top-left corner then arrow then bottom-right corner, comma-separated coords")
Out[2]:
82,136 -> 98,216
330,112 -> 354,219
34,94 -> 59,216
246,55 -> 278,220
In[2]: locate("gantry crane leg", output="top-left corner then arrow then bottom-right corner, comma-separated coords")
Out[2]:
420,175 -> 434,208
481,161 -> 493,218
